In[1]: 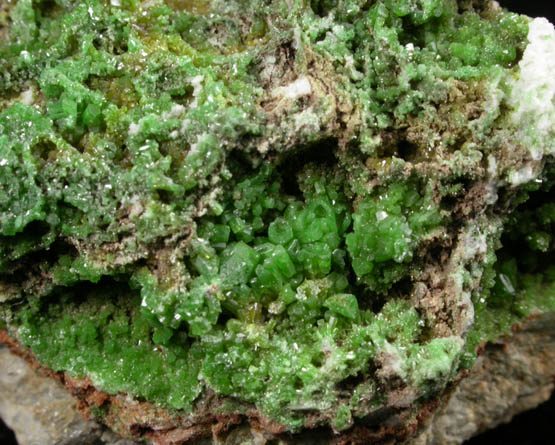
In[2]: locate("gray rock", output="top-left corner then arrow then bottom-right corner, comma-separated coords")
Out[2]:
415,312 -> 555,445
0,347 -> 138,445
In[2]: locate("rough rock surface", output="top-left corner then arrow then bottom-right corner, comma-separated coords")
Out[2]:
0,0 -> 554,443
2,312 -> 553,445
415,312 -> 555,445
0,346 -> 136,445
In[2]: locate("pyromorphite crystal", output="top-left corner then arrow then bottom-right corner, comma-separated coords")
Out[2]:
0,0 -> 554,443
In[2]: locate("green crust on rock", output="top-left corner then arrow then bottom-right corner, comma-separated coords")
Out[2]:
0,0 -> 554,439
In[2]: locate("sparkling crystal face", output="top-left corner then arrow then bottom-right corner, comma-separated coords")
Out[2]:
0,0 -> 553,433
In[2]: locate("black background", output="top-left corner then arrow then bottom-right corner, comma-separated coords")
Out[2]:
0,1 -> 554,445
499,1 -> 554,20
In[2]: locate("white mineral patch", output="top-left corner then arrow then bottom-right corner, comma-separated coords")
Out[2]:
509,164 -> 535,186
485,155 -> 498,205
286,77 -> 312,100
128,122 -> 140,136
274,77 -> 312,101
461,228 -> 488,261
257,140 -> 269,154
190,75 -> 204,108
165,104 -> 186,119
487,154 -> 497,178
510,18 -> 555,159
19,88 -> 34,106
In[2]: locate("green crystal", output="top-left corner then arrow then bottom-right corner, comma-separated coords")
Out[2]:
0,0 -> 554,438
324,293 -> 359,320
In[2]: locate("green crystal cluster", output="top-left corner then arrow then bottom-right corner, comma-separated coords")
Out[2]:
0,0 -> 554,436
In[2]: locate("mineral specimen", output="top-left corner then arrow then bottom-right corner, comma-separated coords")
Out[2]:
0,0 -> 553,443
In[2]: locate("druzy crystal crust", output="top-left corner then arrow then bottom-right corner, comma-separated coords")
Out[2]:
0,0 -> 554,441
